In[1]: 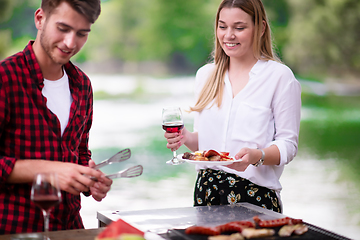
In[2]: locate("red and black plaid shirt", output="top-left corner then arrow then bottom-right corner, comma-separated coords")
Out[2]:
0,41 -> 93,234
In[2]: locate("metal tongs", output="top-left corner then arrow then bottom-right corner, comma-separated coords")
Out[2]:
93,148 -> 131,170
105,165 -> 143,179
91,164 -> 143,181
90,148 -> 143,181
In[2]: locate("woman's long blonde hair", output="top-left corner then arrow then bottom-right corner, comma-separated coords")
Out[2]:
190,0 -> 279,112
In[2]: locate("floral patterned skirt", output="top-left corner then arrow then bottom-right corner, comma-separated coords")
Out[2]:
194,169 -> 281,213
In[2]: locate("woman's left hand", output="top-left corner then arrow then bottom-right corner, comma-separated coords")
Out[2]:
227,147 -> 261,171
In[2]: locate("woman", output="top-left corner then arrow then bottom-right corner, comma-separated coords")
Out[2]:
165,0 -> 301,213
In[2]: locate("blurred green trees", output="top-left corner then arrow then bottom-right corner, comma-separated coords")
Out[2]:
1,0 -> 359,79
0,0 -> 14,57
284,0 -> 360,79
0,0 -> 39,58
80,0 -> 218,73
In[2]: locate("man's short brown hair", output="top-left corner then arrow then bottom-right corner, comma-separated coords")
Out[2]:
41,0 -> 101,23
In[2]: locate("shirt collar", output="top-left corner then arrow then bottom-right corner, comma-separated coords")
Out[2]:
24,41 -> 81,89
24,41 -> 43,88
224,59 -> 268,81
249,59 -> 268,78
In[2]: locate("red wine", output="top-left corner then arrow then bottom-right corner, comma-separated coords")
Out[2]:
162,123 -> 184,133
32,195 -> 61,211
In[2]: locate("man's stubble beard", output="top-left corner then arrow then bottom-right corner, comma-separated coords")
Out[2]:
39,22 -> 69,66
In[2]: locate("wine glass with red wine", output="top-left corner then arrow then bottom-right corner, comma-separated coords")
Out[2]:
31,173 -> 61,239
162,107 -> 185,165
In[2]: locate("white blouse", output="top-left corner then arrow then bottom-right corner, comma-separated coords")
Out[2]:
193,60 -> 301,194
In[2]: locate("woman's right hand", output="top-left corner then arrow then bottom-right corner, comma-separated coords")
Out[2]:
164,127 -> 199,153
164,128 -> 185,151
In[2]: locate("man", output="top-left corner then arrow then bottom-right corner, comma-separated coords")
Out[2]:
0,0 -> 112,234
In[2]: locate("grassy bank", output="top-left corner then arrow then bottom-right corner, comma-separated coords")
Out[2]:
300,93 -> 360,186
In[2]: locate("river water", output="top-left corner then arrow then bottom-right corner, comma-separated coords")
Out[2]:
79,74 -> 360,239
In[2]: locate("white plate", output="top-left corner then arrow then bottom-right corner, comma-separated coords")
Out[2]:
177,153 -> 242,166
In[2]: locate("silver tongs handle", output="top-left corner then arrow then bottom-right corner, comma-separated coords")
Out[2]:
93,148 -> 131,170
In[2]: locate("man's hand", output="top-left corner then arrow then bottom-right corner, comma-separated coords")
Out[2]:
8,159 -> 113,199
51,161 -> 105,195
88,159 -> 113,201
8,160 -> 103,195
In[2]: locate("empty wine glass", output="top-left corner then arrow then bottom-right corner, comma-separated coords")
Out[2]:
162,107 -> 185,165
31,173 -> 61,240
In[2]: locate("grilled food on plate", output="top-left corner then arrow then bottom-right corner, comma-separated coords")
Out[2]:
182,150 -> 234,161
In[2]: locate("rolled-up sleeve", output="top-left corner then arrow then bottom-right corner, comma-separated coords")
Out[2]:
0,157 -> 16,185
0,78 -> 15,185
269,76 -> 301,167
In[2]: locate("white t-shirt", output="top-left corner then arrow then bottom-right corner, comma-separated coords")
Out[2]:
42,70 -> 73,136
193,60 -> 301,194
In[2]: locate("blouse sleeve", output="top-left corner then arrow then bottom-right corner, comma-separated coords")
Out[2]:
269,71 -> 301,166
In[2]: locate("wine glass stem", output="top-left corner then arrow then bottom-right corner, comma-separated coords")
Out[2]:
43,210 -> 50,239
173,150 -> 177,159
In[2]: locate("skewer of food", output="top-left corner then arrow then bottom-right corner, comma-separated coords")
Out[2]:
184,216 -> 308,239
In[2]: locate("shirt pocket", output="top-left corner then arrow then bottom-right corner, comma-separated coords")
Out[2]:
231,102 -> 272,145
